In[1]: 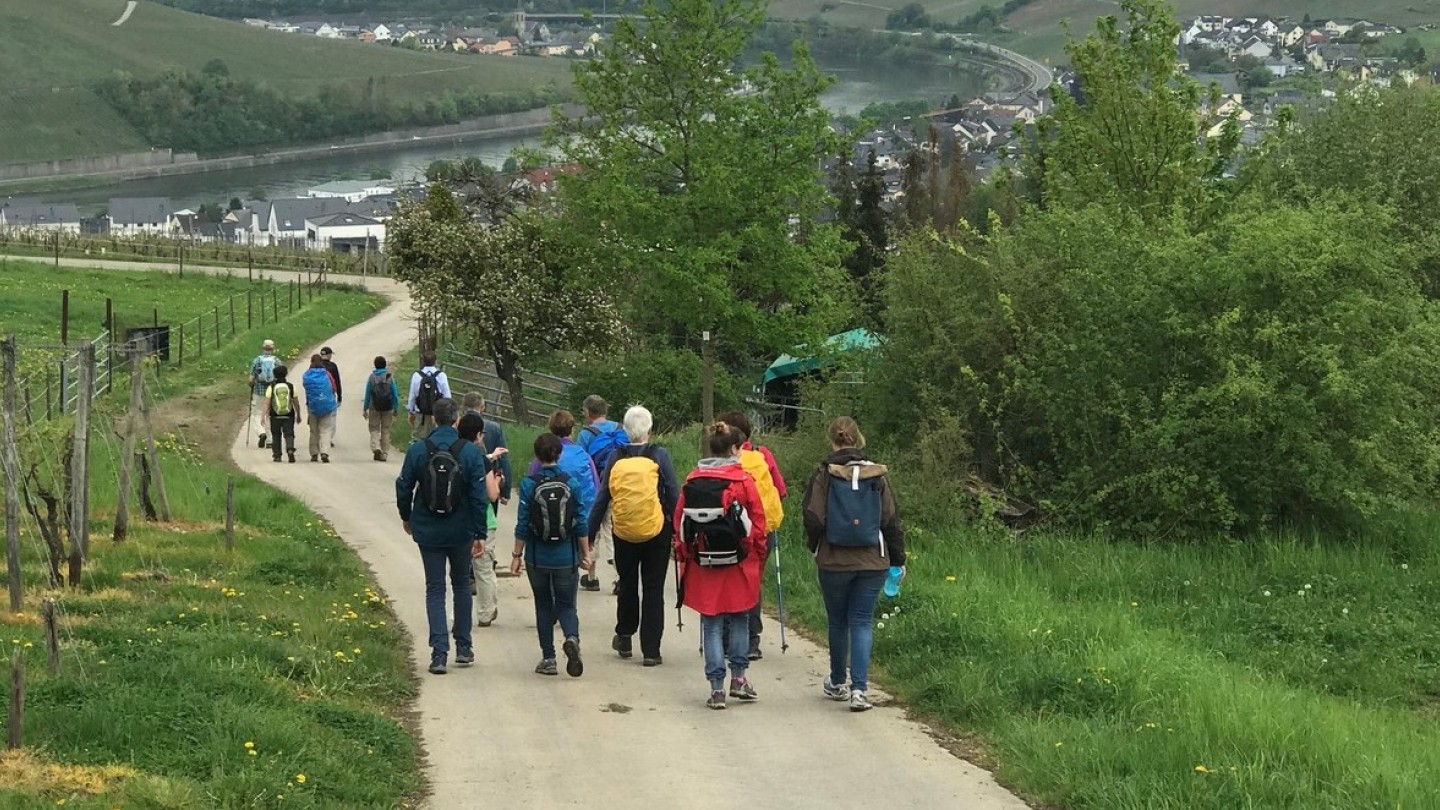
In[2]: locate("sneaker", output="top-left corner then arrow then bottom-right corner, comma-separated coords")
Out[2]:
707,690 -> 727,710
373,449 -> 384,462
729,678 -> 758,701
822,678 -> 850,701
258,435 -> 267,449
287,452 -> 296,463
477,607 -> 497,627
535,658 -> 558,676
320,454 -> 330,463
642,656 -> 663,667
850,690 -> 873,712
311,455 -> 319,462
272,456 -> 282,463
455,648 -> 475,667
748,638 -> 763,661
611,580 -> 620,596
563,636 -> 584,677
612,634 -> 633,659
428,653 -> 447,675
580,575 -> 601,592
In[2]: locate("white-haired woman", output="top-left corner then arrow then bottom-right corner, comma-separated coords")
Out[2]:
586,406 -> 680,666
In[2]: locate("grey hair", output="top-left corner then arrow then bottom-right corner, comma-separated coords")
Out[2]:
461,391 -> 484,411
433,398 -> 459,426
582,394 -> 608,418
623,405 -> 653,444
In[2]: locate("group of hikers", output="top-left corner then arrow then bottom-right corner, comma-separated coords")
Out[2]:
248,339 -> 906,712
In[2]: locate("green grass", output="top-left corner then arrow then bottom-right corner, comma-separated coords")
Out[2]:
760,431 -> 1440,810
0,0 -> 572,164
2,266 -> 411,808
771,0 -> 1440,62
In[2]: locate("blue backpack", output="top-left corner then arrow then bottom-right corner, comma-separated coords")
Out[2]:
302,368 -> 338,417
824,461 -> 886,547
583,423 -> 628,473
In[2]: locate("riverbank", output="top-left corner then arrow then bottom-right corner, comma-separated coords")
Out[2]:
0,106 -> 576,194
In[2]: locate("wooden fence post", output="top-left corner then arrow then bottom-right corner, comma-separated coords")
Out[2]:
113,349 -> 143,543
214,306 -> 221,348
247,289 -> 253,330
67,343 -> 94,587
229,295 -> 236,336
41,598 -> 58,677
105,298 -> 114,397
140,386 -> 171,522
176,322 -> 184,370
225,477 -> 235,552
7,647 -> 22,749
3,335 -> 20,613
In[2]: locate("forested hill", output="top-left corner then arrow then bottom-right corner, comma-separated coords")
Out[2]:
0,0 -> 570,165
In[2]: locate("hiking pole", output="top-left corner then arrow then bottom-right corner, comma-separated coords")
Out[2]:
674,554 -> 685,631
245,385 -> 254,449
773,537 -> 789,654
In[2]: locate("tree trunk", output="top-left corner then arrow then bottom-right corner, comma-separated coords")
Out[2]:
20,474 -> 63,588
138,454 -> 158,521
492,349 -> 532,426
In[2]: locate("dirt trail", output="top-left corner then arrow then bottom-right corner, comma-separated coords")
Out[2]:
227,290 -> 1029,809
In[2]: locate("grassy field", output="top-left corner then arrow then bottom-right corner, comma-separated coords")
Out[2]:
0,0 -> 572,164
770,0 -> 1440,61
0,267 -> 415,808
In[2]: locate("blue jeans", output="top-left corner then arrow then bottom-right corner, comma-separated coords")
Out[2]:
701,612 -> 751,689
419,543 -> 474,656
817,569 -> 886,691
527,565 -> 580,659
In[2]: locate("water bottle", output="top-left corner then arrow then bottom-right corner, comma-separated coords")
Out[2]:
883,565 -> 904,598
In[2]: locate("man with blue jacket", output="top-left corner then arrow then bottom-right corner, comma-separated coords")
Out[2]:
363,355 -> 402,462
396,399 -> 491,675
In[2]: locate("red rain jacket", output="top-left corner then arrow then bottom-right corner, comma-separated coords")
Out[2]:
672,462 -> 768,617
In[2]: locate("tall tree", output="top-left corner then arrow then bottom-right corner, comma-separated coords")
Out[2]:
850,149 -> 889,325
549,0 -> 850,375
899,147 -> 932,230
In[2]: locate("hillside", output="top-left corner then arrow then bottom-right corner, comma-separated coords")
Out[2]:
769,0 -> 1440,61
0,0 -> 572,165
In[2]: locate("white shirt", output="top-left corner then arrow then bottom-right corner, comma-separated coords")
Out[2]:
407,366 -> 451,414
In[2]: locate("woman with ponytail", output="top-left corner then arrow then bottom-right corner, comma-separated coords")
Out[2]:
673,423 -> 769,710
801,416 -> 905,712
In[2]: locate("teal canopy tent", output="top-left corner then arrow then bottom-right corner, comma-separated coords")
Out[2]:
760,328 -> 882,387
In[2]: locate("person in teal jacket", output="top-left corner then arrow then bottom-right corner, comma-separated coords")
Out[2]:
362,356 -> 403,462
511,433 -> 593,678
395,398 -> 491,675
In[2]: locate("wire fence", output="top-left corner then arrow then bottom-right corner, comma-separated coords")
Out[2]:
0,230 -> 387,277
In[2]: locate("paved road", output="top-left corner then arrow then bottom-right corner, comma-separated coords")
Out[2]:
227,287 -> 1030,809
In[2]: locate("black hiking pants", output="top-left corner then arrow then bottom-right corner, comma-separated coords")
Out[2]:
270,415 -> 296,459
613,533 -> 670,658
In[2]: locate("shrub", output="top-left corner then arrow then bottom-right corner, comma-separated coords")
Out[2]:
872,201 -> 1440,537
569,346 -> 744,433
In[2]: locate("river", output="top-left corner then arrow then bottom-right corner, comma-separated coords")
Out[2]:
53,59 -> 982,214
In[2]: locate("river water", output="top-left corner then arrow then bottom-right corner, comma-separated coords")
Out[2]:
55,60 -> 982,213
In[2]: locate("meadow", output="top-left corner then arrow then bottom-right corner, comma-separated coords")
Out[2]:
0,267 -> 412,808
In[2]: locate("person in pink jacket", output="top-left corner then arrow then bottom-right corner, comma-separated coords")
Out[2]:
673,422 -> 768,710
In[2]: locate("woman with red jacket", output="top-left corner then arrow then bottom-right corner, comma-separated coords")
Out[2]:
673,422 -> 769,710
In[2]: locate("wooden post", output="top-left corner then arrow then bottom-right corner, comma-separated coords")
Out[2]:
3,335 -> 20,613
260,292 -> 266,327
60,290 -> 69,346
176,322 -> 184,370
248,255 -> 253,283
247,289 -> 254,330
53,231 -> 60,267
225,476 -> 235,552
701,330 -> 715,429
113,349 -> 143,542
68,343 -> 94,586
140,386 -> 171,522
229,295 -> 236,336
214,306 -> 221,348
105,298 -> 114,397
7,647 -> 22,749
41,598 -> 58,677
196,313 -> 203,360
178,242 -> 184,279
272,288 -> 279,323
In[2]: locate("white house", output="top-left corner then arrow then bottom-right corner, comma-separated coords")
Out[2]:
266,197 -> 359,246
1281,25 -> 1306,47
372,24 -> 393,41
107,197 -> 174,237
306,180 -> 396,203
0,199 -> 81,234
315,23 -> 339,38
1238,36 -> 1273,61
305,213 -> 385,253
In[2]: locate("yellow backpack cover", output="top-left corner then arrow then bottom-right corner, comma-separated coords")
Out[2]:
739,448 -> 783,531
608,448 -> 664,542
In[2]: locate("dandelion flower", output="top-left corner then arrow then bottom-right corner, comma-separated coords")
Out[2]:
944,575 -> 957,582
244,741 -> 255,749
1342,608 -> 1349,615
1195,765 -> 1210,774
1304,583 -> 1312,590
1055,741 -> 1064,748
1130,602 -> 1139,608
295,774 -> 307,784
1263,590 -> 1271,597
881,613 -> 890,621
1401,563 -> 1409,570
247,750 -> 258,757
876,622 -> 885,629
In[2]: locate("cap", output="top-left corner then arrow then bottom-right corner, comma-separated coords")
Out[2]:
320,346 -> 334,356
262,339 -> 275,349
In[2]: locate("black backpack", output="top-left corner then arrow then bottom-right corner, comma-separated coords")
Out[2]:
420,439 -> 465,515
528,472 -> 576,544
680,475 -> 750,567
415,369 -> 441,416
369,372 -> 395,412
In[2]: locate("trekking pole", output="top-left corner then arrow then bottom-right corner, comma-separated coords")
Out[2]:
673,554 -> 685,631
245,384 -> 254,449
773,537 -> 789,653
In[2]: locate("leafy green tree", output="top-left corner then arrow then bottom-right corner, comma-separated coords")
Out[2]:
549,0 -> 850,386
388,188 -> 623,423
850,149 -> 889,325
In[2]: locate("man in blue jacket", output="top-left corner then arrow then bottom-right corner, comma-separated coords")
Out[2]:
363,355 -> 402,462
395,399 -> 491,675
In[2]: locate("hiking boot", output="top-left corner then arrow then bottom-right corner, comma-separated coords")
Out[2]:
272,456 -> 282,463
287,452 -> 296,463
729,678 -> 758,701
580,575 -> 601,592
707,690 -> 728,710
456,648 -> 475,667
373,449 -> 384,462
642,656 -> 663,667
612,634 -> 632,659
428,653 -> 447,675
535,658 -> 558,676
823,678 -> 850,701
611,580 -> 620,596
477,607 -> 497,628
258,434 -> 267,449
849,690 -> 874,712
311,454 -> 320,462
563,636 -> 583,677
320,453 -> 330,463
748,638 -> 763,661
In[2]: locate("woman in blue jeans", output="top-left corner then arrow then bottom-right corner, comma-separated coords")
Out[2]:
801,416 -> 906,712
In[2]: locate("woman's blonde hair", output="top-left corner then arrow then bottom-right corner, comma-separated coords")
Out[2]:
704,422 -> 743,457
827,416 -> 865,449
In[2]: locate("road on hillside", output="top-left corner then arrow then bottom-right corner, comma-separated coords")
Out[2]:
222,285 -> 1029,809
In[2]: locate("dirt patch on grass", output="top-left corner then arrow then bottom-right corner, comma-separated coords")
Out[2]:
150,378 -> 246,464
0,750 -> 139,795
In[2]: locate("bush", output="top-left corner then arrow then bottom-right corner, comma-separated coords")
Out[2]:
569,346 -> 745,433
872,201 -> 1440,537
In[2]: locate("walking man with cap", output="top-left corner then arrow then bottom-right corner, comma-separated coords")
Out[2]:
319,346 -> 342,448
248,338 -> 279,448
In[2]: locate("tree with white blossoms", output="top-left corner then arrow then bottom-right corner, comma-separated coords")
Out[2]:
388,185 -> 624,424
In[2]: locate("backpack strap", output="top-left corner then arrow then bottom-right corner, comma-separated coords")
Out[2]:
583,424 -> 601,436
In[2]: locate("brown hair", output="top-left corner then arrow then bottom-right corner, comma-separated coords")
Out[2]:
827,416 -> 865,450
548,409 -> 576,438
309,353 -> 325,368
534,432 -> 562,464
704,422 -> 744,457
716,410 -> 753,441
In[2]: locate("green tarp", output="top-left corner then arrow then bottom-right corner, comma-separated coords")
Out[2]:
760,328 -> 881,386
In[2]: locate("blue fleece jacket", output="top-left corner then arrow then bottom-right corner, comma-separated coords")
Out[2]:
395,425 -> 490,547
515,465 -> 587,569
